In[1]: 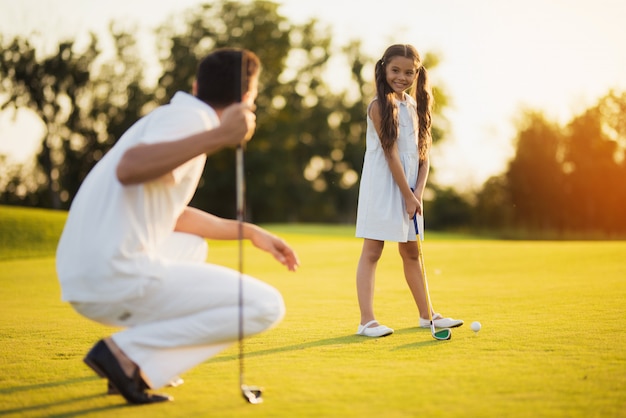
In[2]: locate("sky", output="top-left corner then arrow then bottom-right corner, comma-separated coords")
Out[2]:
1,0 -> 626,190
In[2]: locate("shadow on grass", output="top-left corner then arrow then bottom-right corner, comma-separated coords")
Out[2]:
0,394 -> 129,417
209,334 -> 364,363
391,327 -> 455,349
210,326 -> 439,363
0,376 -> 98,395
0,376 -> 134,417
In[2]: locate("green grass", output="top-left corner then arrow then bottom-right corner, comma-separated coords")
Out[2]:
0,206 -> 67,260
0,206 -> 625,417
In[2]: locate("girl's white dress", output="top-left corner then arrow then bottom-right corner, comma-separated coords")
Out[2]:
355,94 -> 424,242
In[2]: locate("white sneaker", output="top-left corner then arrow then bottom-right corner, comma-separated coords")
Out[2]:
419,313 -> 464,329
356,320 -> 394,337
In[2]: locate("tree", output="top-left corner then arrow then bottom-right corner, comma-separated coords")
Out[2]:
0,27 -> 150,209
153,1 -> 450,223
472,174 -> 513,230
0,35 -> 98,208
152,1 -> 370,222
561,91 -> 626,234
506,111 -> 566,231
424,185 -> 473,230
475,91 -> 626,237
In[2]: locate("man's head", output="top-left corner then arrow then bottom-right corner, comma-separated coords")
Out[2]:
194,48 -> 261,109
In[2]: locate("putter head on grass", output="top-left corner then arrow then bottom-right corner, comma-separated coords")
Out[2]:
433,328 -> 451,340
241,385 -> 263,404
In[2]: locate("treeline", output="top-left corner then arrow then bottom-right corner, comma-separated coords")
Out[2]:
428,92 -> 626,238
0,1 -> 446,223
0,1 -> 363,221
1,1 -> 624,238
487,94 -> 626,237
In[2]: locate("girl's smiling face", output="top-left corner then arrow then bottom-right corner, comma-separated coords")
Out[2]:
385,56 -> 417,99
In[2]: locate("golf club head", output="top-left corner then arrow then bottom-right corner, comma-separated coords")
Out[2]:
433,327 -> 452,340
241,384 -> 263,404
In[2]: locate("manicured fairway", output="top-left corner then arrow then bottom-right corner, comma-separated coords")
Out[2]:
0,207 -> 624,417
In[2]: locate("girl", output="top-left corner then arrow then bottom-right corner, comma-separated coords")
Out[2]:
355,44 -> 463,337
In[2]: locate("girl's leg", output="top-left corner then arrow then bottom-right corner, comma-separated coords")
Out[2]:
356,239 -> 384,326
398,241 -> 431,319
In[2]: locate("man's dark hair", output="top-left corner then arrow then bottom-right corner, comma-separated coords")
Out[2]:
195,48 -> 260,108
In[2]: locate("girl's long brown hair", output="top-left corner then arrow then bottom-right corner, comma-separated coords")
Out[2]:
374,44 -> 432,161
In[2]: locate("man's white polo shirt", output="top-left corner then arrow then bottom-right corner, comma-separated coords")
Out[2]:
56,92 -> 219,303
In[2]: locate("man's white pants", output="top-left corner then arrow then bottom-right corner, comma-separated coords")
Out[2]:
72,232 -> 285,389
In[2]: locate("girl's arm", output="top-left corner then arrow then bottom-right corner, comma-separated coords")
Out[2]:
413,156 -> 430,215
370,101 -> 420,217
385,146 -> 419,217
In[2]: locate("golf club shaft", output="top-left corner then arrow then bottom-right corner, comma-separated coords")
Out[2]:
235,51 -> 262,403
413,214 -> 440,338
235,50 -> 246,390
236,144 -> 245,387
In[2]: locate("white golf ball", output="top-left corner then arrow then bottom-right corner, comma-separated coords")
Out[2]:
471,321 -> 482,332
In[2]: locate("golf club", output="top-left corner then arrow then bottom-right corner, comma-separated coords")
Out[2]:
235,51 -> 263,404
413,214 -> 452,341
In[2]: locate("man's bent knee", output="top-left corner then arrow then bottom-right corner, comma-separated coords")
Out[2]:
249,285 -> 285,332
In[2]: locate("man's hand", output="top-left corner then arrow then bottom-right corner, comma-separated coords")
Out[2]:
249,226 -> 300,272
220,102 -> 257,146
